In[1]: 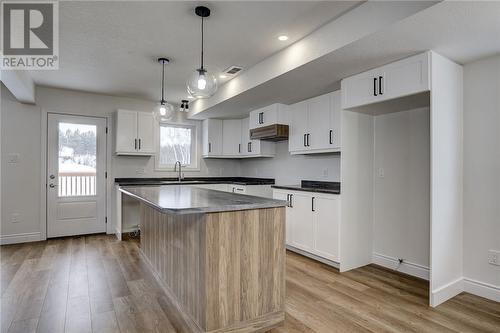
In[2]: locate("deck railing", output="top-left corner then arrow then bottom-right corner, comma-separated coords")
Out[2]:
58,172 -> 96,197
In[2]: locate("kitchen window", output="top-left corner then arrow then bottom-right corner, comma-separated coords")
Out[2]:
156,122 -> 199,170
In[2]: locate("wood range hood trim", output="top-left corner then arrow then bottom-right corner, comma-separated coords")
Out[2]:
250,124 -> 289,141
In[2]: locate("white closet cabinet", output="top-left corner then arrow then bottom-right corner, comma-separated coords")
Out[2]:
341,52 -> 430,109
289,91 -> 341,154
273,189 -> 340,263
115,110 -> 155,155
202,119 -> 223,157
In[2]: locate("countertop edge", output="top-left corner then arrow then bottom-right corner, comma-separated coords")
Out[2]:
271,185 -> 341,195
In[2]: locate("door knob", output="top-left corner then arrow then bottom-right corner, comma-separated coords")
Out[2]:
49,174 -> 55,179
49,184 -> 56,188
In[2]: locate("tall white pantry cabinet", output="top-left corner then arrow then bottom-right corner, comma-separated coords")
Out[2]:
340,51 -> 463,307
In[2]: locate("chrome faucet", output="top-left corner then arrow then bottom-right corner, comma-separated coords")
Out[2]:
174,161 -> 183,182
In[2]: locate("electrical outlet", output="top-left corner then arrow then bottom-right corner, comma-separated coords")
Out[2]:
377,168 -> 385,178
488,250 -> 500,266
10,213 -> 20,223
7,153 -> 20,164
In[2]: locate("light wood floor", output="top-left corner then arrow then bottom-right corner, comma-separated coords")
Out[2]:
1,234 -> 499,333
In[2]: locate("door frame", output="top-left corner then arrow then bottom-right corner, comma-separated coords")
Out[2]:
40,110 -> 110,240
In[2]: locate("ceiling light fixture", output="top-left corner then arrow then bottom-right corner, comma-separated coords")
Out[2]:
153,57 -> 174,121
187,6 -> 217,98
179,99 -> 189,112
278,35 -> 289,41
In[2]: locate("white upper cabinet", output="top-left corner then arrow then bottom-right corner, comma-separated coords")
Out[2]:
136,112 -> 155,153
341,52 -> 430,109
203,117 -> 275,158
289,91 -> 341,154
222,119 -> 242,156
202,119 -> 223,157
288,101 -> 308,153
249,103 -> 288,129
115,110 -> 155,155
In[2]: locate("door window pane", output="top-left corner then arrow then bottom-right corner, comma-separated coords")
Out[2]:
58,123 -> 97,196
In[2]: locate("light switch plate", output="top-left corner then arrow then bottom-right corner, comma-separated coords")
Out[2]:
11,213 -> 20,223
488,250 -> 500,266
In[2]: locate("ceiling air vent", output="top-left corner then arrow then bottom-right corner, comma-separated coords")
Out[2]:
223,65 -> 244,77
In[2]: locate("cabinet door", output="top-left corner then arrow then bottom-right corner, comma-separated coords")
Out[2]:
289,192 -> 314,252
288,101 -> 308,153
261,104 -> 278,126
240,118 -> 250,156
313,195 -> 340,262
273,190 -> 292,245
137,112 -> 155,153
307,94 -> 331,150
329,90 -> 341,149
202,119 -> 223,156
222,119 -> 242,156
384,52 -> 429,100
341,69 -> 381,109
116,110 -> 137,153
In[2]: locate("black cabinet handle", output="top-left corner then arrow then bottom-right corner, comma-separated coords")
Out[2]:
134,138 -> 137,150
259,112 -> 264,124
208,142 -> 211,153
286,194 -> 290,207
138,139 -> 141,150
303,134 -> 307,147
329,130 -> 333,144
248,142 -> 252,152
306,133 -> 310,147
289,194 -> 293,208
374,77 -> 378,96
379,76 -> 383,95
238,143 -> 241,153
312,197 -> 315,212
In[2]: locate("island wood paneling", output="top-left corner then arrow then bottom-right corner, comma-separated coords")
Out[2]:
139,203 -> 286,333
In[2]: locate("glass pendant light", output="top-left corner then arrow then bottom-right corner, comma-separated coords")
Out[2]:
186,6 -> 217,98
153,57 -> 174,121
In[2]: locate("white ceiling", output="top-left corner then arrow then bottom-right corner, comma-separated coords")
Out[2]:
192,0 -> 500,119
29,1 -> 361,106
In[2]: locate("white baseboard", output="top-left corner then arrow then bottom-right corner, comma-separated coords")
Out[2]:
0,232 -> 42,245
463,277 -> 500,303
431,277 -> 464,307
372,252 -> 429,280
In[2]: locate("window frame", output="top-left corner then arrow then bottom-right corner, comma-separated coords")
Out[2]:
154,120 -> 201,171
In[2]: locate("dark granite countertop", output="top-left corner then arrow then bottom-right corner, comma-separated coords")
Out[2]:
115,177 -> 275,186
119,185 -> 286,214
272,180 -> 341,195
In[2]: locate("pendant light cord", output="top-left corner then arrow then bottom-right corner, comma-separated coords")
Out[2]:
161,61 -> 165,102
200,16 -> 204,71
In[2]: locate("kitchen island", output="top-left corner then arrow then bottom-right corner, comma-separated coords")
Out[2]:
119,185 -> 287,333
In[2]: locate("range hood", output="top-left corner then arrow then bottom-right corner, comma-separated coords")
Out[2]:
250,124 -> 289,142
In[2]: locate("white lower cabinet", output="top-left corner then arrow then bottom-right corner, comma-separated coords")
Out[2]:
273,189 -> 340,263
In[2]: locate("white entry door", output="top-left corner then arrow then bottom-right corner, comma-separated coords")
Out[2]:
47,114 -> 107,237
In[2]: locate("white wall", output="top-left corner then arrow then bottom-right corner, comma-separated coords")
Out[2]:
239,141 -> 340,185
463,55 -> 500,290
373,107 -> 430,269
1,86 -> 42,243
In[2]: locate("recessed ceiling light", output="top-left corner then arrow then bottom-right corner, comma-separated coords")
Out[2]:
278,35 -> 289,41
219,74 -> 227,79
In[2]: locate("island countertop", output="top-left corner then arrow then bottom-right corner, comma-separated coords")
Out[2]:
119,185 -> 287,214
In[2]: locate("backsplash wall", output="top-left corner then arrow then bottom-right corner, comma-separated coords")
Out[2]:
239,141 -> 341,185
